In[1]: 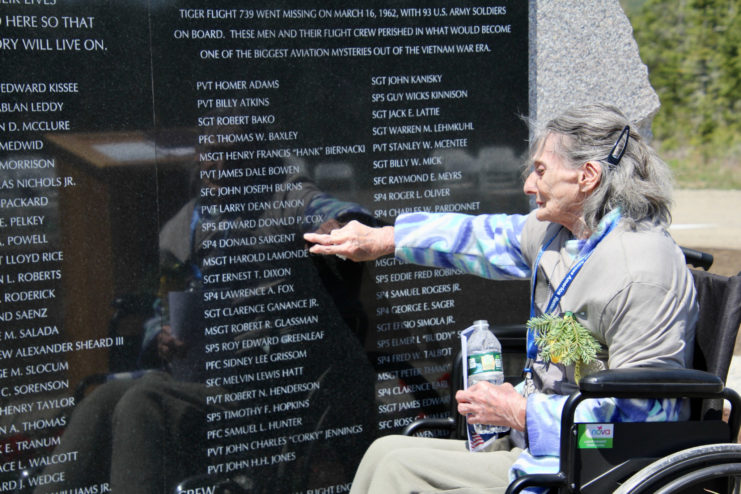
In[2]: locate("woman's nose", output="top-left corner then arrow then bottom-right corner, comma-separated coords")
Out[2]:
523,171 -> 537,195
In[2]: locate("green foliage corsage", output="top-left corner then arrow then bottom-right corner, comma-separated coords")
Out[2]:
528,311 -> 602,383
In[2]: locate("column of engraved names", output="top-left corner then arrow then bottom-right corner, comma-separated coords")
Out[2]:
368,71 -> 480,431
192,73 -> 333,476
0,4 -> 113,493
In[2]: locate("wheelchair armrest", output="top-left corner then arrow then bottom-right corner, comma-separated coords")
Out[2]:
505,473 -> 565,494
578,368 -> 741,443
579,367 -> 724,398
402,417 -> 456,436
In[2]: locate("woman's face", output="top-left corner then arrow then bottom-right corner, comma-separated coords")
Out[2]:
523,134 -> 585,233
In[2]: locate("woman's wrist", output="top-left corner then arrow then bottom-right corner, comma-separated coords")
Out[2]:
379,226 -> 396,257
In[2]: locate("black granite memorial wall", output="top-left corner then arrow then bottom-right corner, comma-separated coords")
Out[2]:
0,1 -> 529,492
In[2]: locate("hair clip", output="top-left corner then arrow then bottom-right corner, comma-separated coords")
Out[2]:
606,125 -> 630,166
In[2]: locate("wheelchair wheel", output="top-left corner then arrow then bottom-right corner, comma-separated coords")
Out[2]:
614,443 -> 741,494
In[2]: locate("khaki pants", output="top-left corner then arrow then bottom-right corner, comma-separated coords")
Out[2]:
350,435 -> 523,494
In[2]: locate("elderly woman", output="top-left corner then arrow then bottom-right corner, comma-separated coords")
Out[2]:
304,104 -> 697,493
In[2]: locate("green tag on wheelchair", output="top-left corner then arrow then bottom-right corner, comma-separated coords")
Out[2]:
577,424 -> 614,449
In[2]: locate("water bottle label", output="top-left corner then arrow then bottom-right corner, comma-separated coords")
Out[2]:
467,351 -> 502,375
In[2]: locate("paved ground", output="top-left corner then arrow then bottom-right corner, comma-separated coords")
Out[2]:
669,189 -> 741,395
671,189 -> 741,264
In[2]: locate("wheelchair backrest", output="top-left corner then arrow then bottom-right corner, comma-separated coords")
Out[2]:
690,269 -> 741,382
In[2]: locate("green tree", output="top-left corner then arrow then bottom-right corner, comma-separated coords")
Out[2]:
629,0 -> 741,187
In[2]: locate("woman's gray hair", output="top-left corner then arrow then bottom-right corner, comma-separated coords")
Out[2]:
529,104 -> 673,230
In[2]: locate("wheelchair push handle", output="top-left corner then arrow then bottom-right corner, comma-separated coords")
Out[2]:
681,247 -> 713,271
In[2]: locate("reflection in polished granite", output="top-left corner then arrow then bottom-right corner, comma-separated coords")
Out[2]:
0,1 -> 529,492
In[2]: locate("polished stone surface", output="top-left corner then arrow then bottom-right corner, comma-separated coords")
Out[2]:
0,2 -> 530,492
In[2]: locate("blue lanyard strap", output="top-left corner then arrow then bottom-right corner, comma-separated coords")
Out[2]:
524,211 -> 621,369
524,228 -> 561,369
529,228 -> 561,320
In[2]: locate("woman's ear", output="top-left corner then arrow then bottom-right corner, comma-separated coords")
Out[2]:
579,161 -> 602,193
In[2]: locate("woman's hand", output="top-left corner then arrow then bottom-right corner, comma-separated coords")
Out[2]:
303,220 -> 395,262
456,381 -> 527,432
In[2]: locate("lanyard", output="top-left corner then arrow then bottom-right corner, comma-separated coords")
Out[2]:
524,212 -> 621,371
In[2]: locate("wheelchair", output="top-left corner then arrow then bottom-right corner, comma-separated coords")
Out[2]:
404,255 -> 741,493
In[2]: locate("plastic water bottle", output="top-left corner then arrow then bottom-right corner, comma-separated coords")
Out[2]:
467,320 -> 509,434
